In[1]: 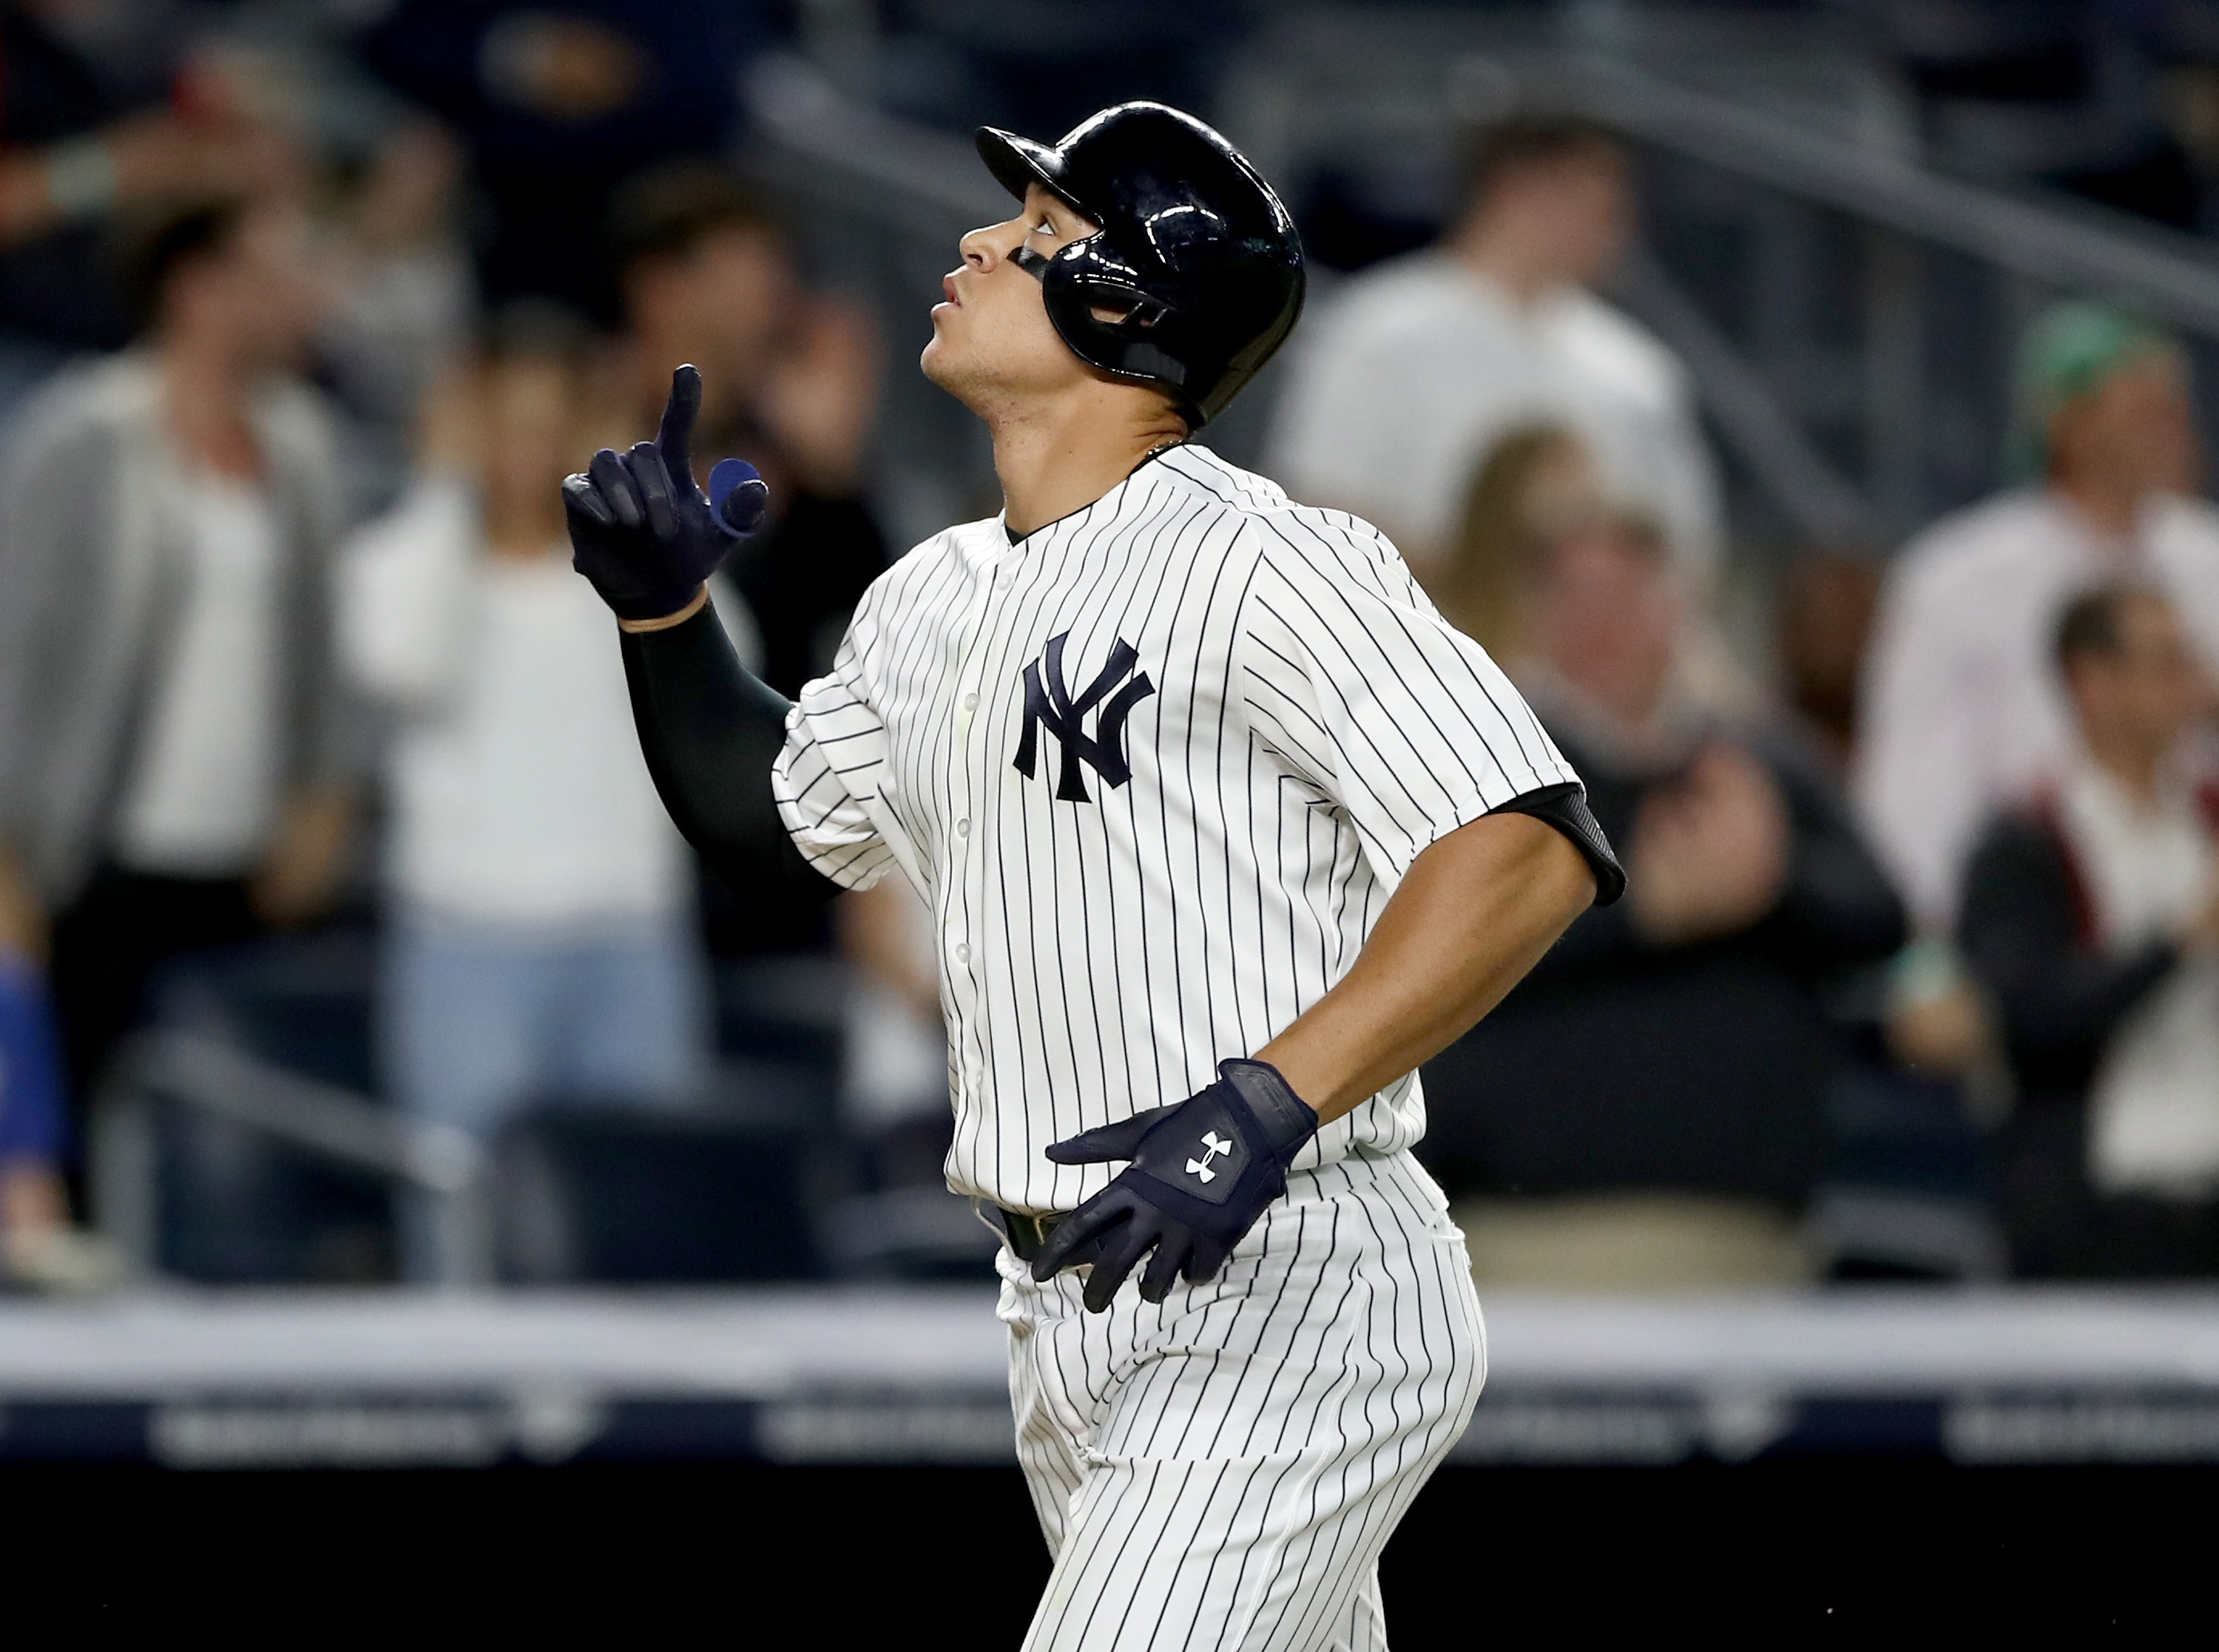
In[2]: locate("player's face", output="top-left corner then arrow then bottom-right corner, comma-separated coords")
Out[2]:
923,183 -> 1101,411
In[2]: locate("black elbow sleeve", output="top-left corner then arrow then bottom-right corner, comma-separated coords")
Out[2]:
1490,782 -> 1626,906
618,603 -> 839,903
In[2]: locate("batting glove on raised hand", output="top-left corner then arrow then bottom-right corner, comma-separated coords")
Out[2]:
562,363 -> 771,622
1032,1059 -> 1320,1313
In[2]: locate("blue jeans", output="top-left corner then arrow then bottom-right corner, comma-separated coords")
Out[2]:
384,913 -> 708,1281
0,949 -> 64,1163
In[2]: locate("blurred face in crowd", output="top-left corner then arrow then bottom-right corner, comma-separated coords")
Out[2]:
1467,148 -> 1632,291
2049,352 -> 2198,504
926,183 -> 1155,421
1529,517 -> 1680,728
2064,592 -> 2212,770
626,223 -> 795,395
1777,552 -> 1882,760
1515,433 -> 1605,542
163,202 -> 321,370
482,351 -> 589,535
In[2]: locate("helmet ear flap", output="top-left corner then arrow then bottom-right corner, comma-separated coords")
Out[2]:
1013,243 -> 1170,328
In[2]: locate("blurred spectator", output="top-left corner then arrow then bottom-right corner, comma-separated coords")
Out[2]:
0,2 -> 302,404
1960,585 -> 2219,1278
607,160 -> 885,698
0,942 -> 115,1290
605,161 -> 887,966
1777,550 -> 1885,773
358,1 -> 768,320
338,305 -> 711,1282
0,196 -> 354,1150
316,121 -> 476,497
1269,116 -> 1720,583
1857,301 -> 2219,935
1421,510 -> 1905,1289
1428,422 -> 1597,667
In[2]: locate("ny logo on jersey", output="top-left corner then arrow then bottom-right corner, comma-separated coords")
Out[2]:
1186,1131 -> 1235,1183
1013,632 -> 1155,803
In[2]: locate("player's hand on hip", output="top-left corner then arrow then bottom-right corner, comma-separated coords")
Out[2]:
1032,1060 -> 1319,1313
563,363 -> 773,622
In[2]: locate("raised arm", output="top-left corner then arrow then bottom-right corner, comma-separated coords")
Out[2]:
618,604 -> 831,897
564,365 -> 833,900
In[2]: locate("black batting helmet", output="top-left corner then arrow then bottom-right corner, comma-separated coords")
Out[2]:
975,101 -> 1305,427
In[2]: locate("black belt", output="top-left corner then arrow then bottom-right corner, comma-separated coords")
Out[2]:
975,1201 -> 1067,1263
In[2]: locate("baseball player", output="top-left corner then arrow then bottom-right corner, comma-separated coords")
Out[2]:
565,103 -> 1623,1651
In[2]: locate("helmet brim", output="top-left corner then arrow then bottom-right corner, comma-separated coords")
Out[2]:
976,126 -> 1085,214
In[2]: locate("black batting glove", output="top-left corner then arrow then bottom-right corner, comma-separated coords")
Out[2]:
563,364 -> 771,621
1033,1059 -> 1320,1313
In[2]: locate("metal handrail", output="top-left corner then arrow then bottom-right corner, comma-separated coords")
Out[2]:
749,55 -> 1001,232
91,1029 -> 488,1284
1473,52 -> 2219,337
1610,248 -> 1874,541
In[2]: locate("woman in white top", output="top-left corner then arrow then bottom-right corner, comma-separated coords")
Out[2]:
340,306 -> 725,1282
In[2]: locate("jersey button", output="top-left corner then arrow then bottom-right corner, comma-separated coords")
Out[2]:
956,818 -> 970,837
996,573 -> 1012,589
962,692 -> 979,711
954,944 -> 971,964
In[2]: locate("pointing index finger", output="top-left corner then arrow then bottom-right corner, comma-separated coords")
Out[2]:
657,364 -> 701,484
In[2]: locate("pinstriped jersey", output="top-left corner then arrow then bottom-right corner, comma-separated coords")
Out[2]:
771,444 -> 1581,1211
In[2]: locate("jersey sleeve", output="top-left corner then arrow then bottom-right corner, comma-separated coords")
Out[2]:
771,629 -> 899,892
1237,511 -> 1583,884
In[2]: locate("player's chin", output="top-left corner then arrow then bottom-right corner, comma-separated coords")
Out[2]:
919,332 -> 995,402
919,329 -> 961,385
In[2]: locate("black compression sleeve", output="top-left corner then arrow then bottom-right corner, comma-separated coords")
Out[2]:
1490,782 -> 1626,906
618,602 -> 838,901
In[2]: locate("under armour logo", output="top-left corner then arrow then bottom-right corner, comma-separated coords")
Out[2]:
1186,1131 -> 1235,1183
1012,632 -> 1155,803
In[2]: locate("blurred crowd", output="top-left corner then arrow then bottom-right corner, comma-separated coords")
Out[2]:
1271,115 -> 2219,1289
0,0 -> 884,1287
0,0 -> 2217,1296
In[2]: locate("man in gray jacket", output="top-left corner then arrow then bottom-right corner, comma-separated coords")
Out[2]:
0,197 -> 356,1190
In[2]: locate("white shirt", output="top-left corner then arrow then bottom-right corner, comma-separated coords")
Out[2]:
1267,252 -> 1722,576
339,477 -> 698,931
2050,756 -> 2219,1199
1855,489 -> 2219,930
114,470 -> 283,876
774,445 -> 1580,1212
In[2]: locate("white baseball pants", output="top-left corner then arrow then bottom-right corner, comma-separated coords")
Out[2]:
999,1150 -> 1486,1652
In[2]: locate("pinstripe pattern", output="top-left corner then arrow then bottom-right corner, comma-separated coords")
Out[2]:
1002,1151 -> 1486,1652
768,444 -> 1536,1642
771,444 -> 1577,1212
